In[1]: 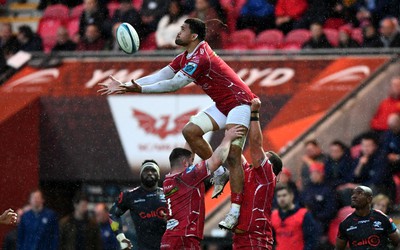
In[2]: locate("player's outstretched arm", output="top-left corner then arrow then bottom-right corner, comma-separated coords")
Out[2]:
0,208 -> 17,225
207,126 -> 245,172
249,98 -> 266,167
335,238 -> 347,250
389,229 -> 400,246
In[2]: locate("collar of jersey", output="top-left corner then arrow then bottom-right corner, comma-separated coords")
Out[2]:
186,41 -> 205,59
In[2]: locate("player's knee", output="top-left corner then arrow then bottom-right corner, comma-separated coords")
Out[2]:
182,123 -> 204,141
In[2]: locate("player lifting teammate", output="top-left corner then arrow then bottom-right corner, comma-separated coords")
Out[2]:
99,18 -> 256,229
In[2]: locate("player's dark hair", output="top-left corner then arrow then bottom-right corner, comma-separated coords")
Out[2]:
267,151 -> 283,176
185,18 -> 206,41
275,184 -> 293,194
169,147 -> 193,166
141,159 -> 159,167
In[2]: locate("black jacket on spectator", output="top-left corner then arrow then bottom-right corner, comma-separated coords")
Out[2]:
19,35 -> 43,52
52,40 -> 77,52
0,47 -> 6,72
379,32 -> 400,48
302,35 -> 333,49
324,151 -> 354,188
363,34 -> 382,47
111,8 -> 143,38
338,38 -> 360,48
383,130 -> 400,173
79,8 -> 109,39
0,35 -> 19,58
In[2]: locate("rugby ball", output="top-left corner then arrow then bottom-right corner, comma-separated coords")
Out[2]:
116,22 -> 140,54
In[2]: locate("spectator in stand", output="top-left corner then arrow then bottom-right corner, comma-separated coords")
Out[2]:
16,25 -> 43,52
370,76 -> 400,133
301,162 -> 338,235
17,189 -> 59,250
109,0 -> 142,39
77,24 -> 106,51
0,48 -> 6,73
94,203 -> 119,250
354,0 -> 395,28
338,25 -> 360,48
236,0 -> 275,34
271,184 -> 320,250
302,22 -> 333,49
383,113 -> 400,173
52,26 -> 77,52
294,0 -> 335,30
156,0 -> 188,49
361,21 -> 382,47
189,0 -> 226,49
59,192 -> 102,250
78,0 -> 109,41
272,167 -> 300,209
353,134 -> 394,199
274,0 -> 308,34
372,193 -> 391,214
140,0 -> 170,41
378,17 -> 400,48
0,23 -> 19,59
324,140 -> 354,188
298,139 -> 327,190
105,22 -> 122,51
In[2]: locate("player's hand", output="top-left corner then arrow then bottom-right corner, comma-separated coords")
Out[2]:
251,98 -> 261,112
0,208 -> 17,225
225,125 -> 246,141
116,233 -> 132,250
97,75 -> 127,95
120,80 -> 142,93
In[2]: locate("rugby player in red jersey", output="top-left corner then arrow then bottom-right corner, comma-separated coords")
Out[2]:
160,125 -> 245,249
232,98 -> 282,249
99,18 -> 256,229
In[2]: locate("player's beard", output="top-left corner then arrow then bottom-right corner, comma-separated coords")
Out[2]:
141,175 -> 158,188
175,38 -> 188,46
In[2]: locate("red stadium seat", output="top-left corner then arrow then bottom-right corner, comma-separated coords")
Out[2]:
254,29 -> 284,49
66,17 -> 80,38
284,29 -> 311,48
70,4 -> 84,19
37,18 -> 63,52
107,2 -> 120,18
224,29 -> 256,50
281,43 -> 302,51
324,28 -> 339,47
323,17 -> 347,30
43,4 -> 69,21
141,32 -> 157,51
351,28 -> 363,45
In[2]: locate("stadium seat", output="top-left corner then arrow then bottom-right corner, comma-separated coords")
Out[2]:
37,18 -> 63,52
107,2 -> 120,18
140,32 -> 157,50
281,43 -> 302,51
254,29 -> 284,49
283,29 -> 311,48
66,17 -> 80,38
324,28 -> 339,47
42,4 -> 69,21
351,27 -> 363,45
323,17 -> 347,30
224,29 -> 256,50
70,4 -> 84,19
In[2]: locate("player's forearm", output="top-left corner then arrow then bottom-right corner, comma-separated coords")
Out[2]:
135,66 -> 175,86
249,111 -> 265,165
141,72 -> 192,93
208,137 -> 232,172
109,206 -> 124,235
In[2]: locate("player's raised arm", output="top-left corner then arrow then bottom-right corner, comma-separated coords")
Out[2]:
207,126 -> 246,172
109,194 -> 132,250
249,98 -> 266,167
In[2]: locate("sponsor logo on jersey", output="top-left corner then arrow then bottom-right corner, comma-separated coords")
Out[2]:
186,165 -> 196,173
166,218 -> 179,230
139,207 -> 167,219
134,198 -> 146,203
165,187 -> 179,197
358,219 -> 370,224
346,226 -> 357,231
183,62 -> 198,75
351,235 -> 380,247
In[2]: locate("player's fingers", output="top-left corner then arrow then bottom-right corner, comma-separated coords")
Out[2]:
109,75 -> 121,84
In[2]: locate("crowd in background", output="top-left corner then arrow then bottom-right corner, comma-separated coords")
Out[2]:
0,0 -> 400,58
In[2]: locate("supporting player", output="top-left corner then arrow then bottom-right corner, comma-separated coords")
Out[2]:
99,18 -> 256,229
232,98 -> 282,249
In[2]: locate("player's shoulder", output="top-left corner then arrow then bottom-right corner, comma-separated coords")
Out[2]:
372,209 -> 391,220
340,211 -> 356,224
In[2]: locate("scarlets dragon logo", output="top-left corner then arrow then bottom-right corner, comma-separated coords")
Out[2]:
132,109 -> 198,139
